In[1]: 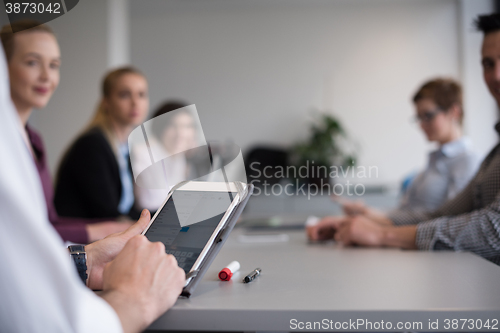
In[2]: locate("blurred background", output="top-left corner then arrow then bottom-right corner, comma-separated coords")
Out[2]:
1,0 -> 498,190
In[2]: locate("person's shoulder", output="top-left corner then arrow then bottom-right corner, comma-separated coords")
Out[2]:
444,138 -> 477,162
70,127 -> 109,150
65,126 -> 113,160
449,149 -> 481,175
76,126 -> 107,144
456,144 -> 480,163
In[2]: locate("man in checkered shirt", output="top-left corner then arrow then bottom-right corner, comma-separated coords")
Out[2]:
309,13 -> 500,265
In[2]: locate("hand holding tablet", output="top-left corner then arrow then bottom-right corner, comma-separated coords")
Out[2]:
142,181 -> 253,297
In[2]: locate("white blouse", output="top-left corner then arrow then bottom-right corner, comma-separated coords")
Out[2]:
390,137 -> 480,216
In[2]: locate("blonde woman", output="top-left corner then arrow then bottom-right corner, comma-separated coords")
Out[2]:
55,67 -> 149,220
0,20 -> 132,243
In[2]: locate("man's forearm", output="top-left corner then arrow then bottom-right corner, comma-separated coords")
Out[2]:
366,208 -> 393,226
381,225 -> 418,249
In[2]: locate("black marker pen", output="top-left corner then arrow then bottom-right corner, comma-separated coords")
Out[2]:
243,268 -> 261,283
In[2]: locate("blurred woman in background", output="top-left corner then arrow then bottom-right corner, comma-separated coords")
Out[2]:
132,100 -> 199,212
55,67 -> 148,221
0,20 -> 131,243
334,78 -> 480,225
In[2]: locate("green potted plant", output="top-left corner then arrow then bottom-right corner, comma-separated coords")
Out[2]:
291,112 -> 355,187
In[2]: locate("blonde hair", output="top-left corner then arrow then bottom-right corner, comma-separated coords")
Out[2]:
1,20 -> 54,61
86,66 -> 146,152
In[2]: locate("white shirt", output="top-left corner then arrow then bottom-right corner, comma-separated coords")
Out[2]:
0,45 -> 122,332
389,137 -> 480,216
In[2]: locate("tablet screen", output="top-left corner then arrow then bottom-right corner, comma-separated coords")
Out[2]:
144,190 -> 237,273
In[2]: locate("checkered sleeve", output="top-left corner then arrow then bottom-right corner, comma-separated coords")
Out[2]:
387,209 -> 430,226
415,193 -> 500,264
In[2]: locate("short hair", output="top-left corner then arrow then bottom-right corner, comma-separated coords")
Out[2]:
475,13 -> 500,35
0,20 -> 54,61
412,78 -> 464,125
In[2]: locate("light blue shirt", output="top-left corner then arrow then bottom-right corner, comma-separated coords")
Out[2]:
390,137 -> 480,215
117,142 -> 135,215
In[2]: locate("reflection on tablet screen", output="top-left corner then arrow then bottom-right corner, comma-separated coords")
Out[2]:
144,191 -> 236,273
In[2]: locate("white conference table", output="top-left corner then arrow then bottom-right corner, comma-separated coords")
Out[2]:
147,194 -> 500,332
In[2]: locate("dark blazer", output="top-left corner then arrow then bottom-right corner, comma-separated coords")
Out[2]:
54,126 -> 141,220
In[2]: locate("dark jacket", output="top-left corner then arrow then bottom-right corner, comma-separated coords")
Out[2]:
54,126 -> 140,220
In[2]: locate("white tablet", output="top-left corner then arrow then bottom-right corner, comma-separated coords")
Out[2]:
141,181 -> 248,286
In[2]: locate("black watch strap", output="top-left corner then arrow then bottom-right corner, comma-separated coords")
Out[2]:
68,245 -> 88,284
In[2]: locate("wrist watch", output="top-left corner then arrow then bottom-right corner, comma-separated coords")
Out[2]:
68,245 -> 88,285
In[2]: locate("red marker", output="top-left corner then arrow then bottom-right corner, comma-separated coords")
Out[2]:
218,261 -> 241,281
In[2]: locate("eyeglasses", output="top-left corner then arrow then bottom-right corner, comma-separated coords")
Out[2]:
412,108 -> 443,123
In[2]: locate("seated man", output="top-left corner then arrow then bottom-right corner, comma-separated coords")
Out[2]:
0,41 -> 185,332
308,13 -> 500,266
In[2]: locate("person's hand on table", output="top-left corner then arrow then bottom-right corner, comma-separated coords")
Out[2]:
86,221 -> 134,243
334,215 -> 386,246
339,199 -> 367,216
332,196 -> 393,226
307,216 -> 350,241
85,209 -> 151,290
100,234 -> 185,333
334,215 -> 418,249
